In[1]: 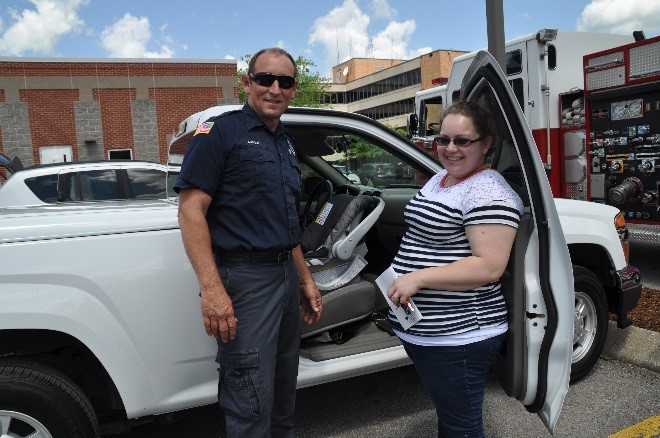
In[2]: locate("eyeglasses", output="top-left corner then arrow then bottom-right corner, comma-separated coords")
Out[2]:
248,72 -> 296,89
434,135 -> 483,148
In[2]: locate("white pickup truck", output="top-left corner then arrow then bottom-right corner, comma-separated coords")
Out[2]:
0,52 -> 642,437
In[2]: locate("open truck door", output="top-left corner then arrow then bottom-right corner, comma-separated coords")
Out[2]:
460,51 -> 574,433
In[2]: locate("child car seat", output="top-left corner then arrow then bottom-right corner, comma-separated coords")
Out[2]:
300,190 -> 385,339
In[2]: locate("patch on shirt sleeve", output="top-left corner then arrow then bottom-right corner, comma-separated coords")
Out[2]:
193,121 -> 214,136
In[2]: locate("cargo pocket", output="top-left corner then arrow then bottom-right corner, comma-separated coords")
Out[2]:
217,350 -> 265,422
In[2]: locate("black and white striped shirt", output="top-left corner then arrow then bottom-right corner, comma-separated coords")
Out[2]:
387,169 -> 524,337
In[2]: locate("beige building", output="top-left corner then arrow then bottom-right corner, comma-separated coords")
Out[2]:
327,49 -> 468,128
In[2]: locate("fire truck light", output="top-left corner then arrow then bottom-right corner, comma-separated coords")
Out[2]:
536,28 -> 557,43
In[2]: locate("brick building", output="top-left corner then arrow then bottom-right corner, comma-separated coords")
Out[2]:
327,49 -> 468,128
0,58 -> 238,171
0,50 -> 464,178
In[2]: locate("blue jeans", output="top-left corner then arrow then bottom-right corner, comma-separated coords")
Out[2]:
216,259 -> 300,438
401,333 -> 506,438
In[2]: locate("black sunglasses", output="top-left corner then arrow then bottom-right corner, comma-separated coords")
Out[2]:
434,135 -> 483,148
248,72 -> 296,89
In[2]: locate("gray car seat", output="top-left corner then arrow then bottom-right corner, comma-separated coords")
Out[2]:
301,190 -> 385,339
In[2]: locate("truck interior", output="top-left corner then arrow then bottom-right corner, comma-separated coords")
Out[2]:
282,104 -> 534,393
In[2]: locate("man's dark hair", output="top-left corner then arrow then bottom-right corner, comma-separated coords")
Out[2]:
248,48 -> 297,78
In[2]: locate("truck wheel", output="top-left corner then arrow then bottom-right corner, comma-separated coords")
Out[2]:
570,266 -> 608,383
0,359 -> 99,438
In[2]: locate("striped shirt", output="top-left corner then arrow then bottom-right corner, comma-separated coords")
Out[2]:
387,169 -> 524,337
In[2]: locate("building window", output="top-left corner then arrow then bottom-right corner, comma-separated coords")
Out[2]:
39,145 -> 72,164
339,68 -> 421,104
108,149 -> 133,160
355,98 -> 415,121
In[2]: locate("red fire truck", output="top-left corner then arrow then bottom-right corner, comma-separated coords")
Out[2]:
583,34 -> 660,236
410,28 -> 660,240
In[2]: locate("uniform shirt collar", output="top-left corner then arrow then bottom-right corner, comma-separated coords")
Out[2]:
241,103 -> 287,136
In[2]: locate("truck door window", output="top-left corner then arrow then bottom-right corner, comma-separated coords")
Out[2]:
506,50 -> 523,75
80,170 -> 122,201
127,168 -> 167,199
508,78 -> 525,111
470,86 -> 528,207
421,97 -> 443,135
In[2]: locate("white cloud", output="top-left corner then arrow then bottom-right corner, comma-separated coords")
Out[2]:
370,0 -> 396,20
0,0 -> 88,56
414,46 -> 433,57
100,13 -> 174,58
577,0 -> 660,34
370,19 -> 416,59
309,0 -> 428,76
308,0 -> 370,70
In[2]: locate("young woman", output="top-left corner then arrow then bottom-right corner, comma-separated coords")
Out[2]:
386,100 -> 524,437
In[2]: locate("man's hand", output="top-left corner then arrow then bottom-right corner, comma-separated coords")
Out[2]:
300,283 -> 322,325
178,189 -> 237,341
201,285 -> 237,343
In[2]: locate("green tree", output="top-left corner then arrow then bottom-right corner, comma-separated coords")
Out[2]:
344,124 -> 404,160
237,55 -> 331,108
344,135 -> 385,160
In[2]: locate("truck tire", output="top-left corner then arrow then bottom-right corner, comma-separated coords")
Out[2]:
570,266 -> 608,383
0,358 -> 99,438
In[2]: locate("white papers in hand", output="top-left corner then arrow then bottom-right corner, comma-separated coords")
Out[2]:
375,266 -> 423,330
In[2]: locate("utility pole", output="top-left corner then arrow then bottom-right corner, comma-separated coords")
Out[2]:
485,0 -> 506,69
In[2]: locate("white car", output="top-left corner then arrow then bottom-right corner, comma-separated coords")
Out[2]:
332,164 -> 361,184
0,159 -> 179,207
0,52 -> 640,437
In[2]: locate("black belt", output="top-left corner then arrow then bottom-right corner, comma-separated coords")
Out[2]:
214,249 -> 291,265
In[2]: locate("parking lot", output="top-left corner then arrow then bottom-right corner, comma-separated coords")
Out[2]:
118,356 -> 659,437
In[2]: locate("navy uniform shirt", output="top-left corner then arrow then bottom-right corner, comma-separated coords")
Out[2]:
174,104 -> 302,252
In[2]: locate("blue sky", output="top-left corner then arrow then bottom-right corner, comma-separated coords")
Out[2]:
0,0 -> 658,77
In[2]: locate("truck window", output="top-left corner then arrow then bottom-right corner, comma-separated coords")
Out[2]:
547,44 -> 557,70
506,50 -> 523,75
127,168 -> 167,199
470,86 -> 528,207
166,170 -> 179,199
421,97 -> 443,135
508,78 -> 525,111
80,170 -> 121,201
24,175 -> 58,203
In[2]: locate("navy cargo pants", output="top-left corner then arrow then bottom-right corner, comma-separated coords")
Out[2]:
216,258 -> 300,438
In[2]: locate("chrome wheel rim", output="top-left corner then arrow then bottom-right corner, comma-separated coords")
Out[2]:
0,410 -> 53,438
573,290 -> 597,363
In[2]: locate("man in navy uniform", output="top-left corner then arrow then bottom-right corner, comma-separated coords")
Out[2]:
174,47 -> 322,438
